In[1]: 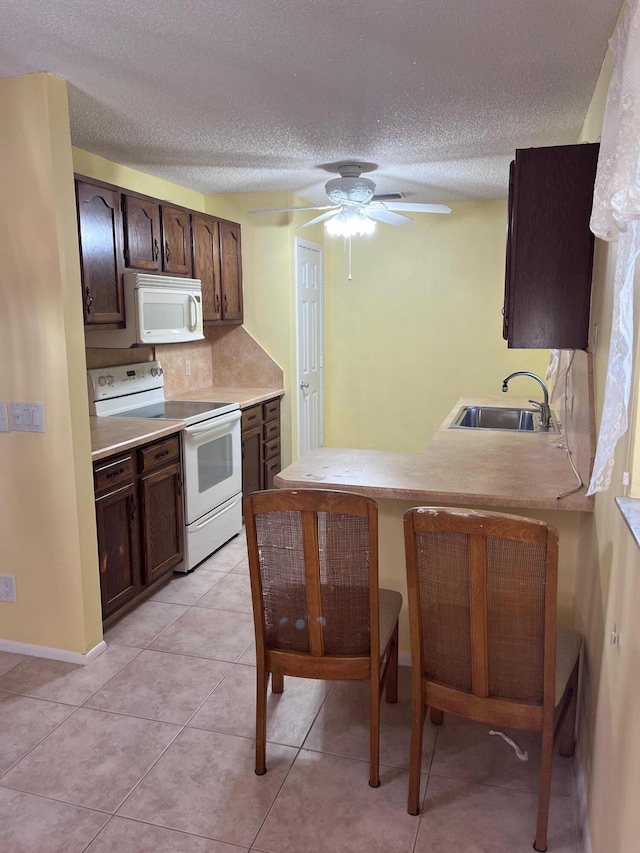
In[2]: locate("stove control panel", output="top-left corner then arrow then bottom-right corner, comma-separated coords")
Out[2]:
87,360 -> 164,403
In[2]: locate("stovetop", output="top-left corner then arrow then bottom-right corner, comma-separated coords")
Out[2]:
111,400 -> 234,420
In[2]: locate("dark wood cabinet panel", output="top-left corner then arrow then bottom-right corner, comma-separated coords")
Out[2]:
161,206 -> 192,276
139,461 -> 184,583
76,181 -> 125,325
219,220 -> 243,322
241,397 -> 282,500
123,196 -> 161,271
192,214 -> 222,320
242,425 -> 263,498
93,435 -> 184,625
503,143 -> 599,349
95,482 -> 139,618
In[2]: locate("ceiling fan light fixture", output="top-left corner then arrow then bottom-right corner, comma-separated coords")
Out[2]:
325,176 -> 376,204
325,208 -> 376,237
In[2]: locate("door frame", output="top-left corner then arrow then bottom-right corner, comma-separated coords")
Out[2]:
295,237 -> 325,459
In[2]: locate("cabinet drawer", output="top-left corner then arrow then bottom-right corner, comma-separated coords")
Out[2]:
138,436 -> 180,473
264,455 -> 281,490
263,436 -> 280,461
241,405 -> 263,430
263,399 -> 280,421
263,418 -> 280,441
94,455 -> 134,494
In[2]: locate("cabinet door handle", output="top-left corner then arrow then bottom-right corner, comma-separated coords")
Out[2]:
85,287 -> 93,314
130,494 -> 136,521
106,466 -> 125,479
178,474 -> 182,496
216,292 -> 221,313
165,240 -> 171,262
224,294 -> 228,312
154,449 -> 170,460
153,238 -> 159,261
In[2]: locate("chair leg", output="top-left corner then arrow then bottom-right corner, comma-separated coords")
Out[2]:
255,663 -> 268,776
558,661 -> 579,757
369,673 -> 381,788
534,724 -> 554,852
385,622 -> 399,704
408,702 -> 426,815
271,671 -> 284,694
429,707 -> 444,725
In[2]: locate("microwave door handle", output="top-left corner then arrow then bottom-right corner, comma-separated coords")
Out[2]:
188,294 -> 198,331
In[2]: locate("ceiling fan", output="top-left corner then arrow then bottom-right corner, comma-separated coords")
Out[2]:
250,162 -> 452,235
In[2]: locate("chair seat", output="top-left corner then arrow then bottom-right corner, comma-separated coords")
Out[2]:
380,588 -> 402,656
555,625 -> 582,705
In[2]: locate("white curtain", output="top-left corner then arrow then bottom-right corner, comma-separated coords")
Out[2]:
587,0 -> 640,495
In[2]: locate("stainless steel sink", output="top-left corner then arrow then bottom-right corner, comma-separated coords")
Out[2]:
449,406 -> 557,432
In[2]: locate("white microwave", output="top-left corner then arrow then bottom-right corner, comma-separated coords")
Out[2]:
85,272 -> 204,348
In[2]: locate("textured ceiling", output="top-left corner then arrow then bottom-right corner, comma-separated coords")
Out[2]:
0,0 -> 621,204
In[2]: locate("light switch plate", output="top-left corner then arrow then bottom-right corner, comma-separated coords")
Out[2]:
0,402 -> 8,432
10,402 -> 46,432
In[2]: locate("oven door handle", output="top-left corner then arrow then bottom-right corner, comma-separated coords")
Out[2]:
185,413 -> 240,442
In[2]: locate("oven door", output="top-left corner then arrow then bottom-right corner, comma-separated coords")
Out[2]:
182,410 -> 242,524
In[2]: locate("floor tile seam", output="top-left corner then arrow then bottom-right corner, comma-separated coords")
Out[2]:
297,741 -> 418,771
418,723 -> 439,811
106,602 -> 192,650
73,699 -> 197,729
0,703 -> 84,780
246,743 -> 303,851
296,677 -> 336,753
190,601 -> 254,615
0,658 -> 27,678
425,770 -> 576,800
181,660 -> 239,728
80,812 -> 114,853
110,718 -> 187,817
72,646 -> 145,708
0,779 -> 116,816
143,644 -> 252,664
82,812 -> 251,851
0,685 -> 85,708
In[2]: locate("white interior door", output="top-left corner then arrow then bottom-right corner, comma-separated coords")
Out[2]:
295,238 -> 324,457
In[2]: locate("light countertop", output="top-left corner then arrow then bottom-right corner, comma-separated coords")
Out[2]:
90,417 -> 184,461
90,386 -> 284,460
275,396 -> 594,513
168,386 -> 284,408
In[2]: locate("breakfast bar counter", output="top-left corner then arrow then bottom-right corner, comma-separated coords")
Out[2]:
275,394 -> 594,651
275,396 -> 593,513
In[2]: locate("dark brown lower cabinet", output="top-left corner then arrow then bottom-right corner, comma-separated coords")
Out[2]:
241,397 -> 282,501
93,434 -> 184,626
95,480 -> 139,619
139,461 -> 184,583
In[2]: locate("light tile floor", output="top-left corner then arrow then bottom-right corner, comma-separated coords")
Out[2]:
0,530 -> 583,852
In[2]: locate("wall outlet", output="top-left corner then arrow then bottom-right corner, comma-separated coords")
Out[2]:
0,575 -> 16,603
185,359 -> 191,376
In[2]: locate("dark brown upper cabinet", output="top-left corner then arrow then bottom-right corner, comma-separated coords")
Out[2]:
76,180 -> 125,325
503,142 -> 599,350
123,195 -> 162,272
192,214 -> 222,320
161,206 -> 193,277
219,220 -> 243,322
192,214 -> 243,323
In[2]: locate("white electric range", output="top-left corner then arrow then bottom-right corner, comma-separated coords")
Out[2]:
88,360 -> 242,571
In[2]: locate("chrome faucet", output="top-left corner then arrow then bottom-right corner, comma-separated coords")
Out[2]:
502,371 -> 552,429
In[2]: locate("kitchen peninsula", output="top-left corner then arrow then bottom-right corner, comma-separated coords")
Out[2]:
276,359 -> 595,654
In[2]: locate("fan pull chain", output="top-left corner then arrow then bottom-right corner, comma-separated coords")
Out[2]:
347,235 -> 352,281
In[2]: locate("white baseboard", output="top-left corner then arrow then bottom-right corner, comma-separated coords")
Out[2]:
574,743 -> 592,853
0,638 -> 107,666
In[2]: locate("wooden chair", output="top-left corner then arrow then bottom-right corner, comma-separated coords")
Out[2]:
245,488 -> 402,787
403,507 -> 582,853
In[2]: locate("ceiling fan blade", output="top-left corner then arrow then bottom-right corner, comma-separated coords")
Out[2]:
371,193 -> 404,201
298,210 -> 339,228
383,202 -> 452,214
249,204 -> 336,214
366,208 -> 413,226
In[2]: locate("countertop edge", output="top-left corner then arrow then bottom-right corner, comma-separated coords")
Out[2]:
615,496 -> 640,548
90,418 -> 185,461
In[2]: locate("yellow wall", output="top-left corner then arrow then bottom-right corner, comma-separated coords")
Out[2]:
0,73 -> 102,653
573,42 -> 640,853
72,148 -> 205,210
323,201 -> 550,450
